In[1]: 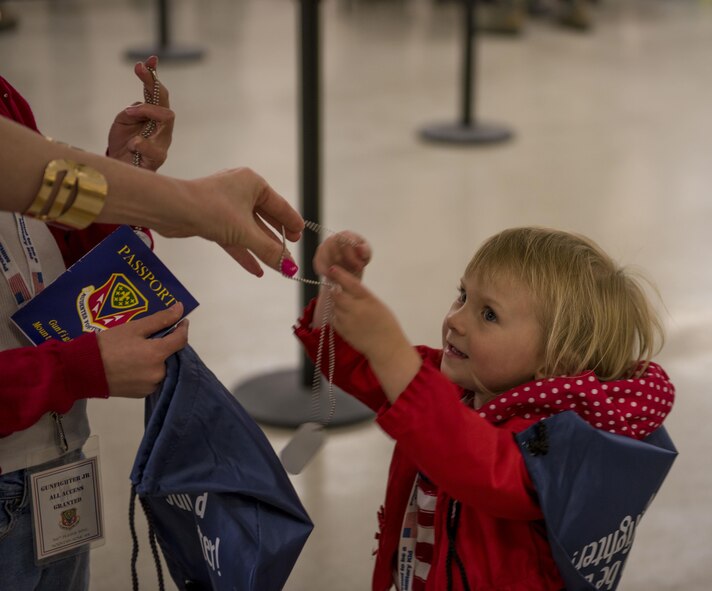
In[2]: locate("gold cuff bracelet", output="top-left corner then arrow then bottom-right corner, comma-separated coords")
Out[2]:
26,159 -> 107,230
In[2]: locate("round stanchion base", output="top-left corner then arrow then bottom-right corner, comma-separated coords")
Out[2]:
125,46 -> 205,62
232,368 -> 374,429
419,121 -> 513,145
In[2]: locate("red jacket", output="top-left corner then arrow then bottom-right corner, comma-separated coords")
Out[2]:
294,300 -> 674,591
0,75 -> 150,437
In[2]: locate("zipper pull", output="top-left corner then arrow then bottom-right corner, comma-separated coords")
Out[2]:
51,412 -> 69,453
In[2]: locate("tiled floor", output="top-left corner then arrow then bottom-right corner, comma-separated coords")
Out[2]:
2,0 -> 711,589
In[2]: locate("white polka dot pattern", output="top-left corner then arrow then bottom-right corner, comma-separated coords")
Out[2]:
478,363 -> 674,440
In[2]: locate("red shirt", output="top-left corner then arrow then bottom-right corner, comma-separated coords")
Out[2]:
0,75 -> 119,437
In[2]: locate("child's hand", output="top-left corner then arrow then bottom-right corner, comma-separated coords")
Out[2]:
326,265 -> 422,403
313,231 -> 371,279
327,264 -> 397,358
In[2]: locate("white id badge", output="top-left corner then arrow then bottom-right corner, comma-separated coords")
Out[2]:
27,436 -> 105,564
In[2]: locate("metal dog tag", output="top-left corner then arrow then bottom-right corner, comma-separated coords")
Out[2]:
280,422 -> 326,475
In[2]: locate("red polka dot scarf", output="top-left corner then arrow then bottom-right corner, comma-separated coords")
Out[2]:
477,362 -> 674,440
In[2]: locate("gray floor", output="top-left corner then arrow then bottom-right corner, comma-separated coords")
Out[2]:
2,0 -> 712,588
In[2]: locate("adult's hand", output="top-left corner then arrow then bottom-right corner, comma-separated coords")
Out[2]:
176,168 -> 304,277
106,55 -> 174,171
96,303 -> 188,398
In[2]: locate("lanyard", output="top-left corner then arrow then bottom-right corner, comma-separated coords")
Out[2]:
0,213 -> 45,305
397,478 -> 419,591
0,215 -> 66,452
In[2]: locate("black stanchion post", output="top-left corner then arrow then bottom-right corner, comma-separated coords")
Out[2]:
125,0 -> 204,62
461,0 -> 474,126
159,0 -> 170,50
300,0 -> 321,389
419,0 -> 513,145
231,0 -> 373,428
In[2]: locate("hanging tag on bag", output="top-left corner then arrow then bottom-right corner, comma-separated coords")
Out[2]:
280,422 -> 326,475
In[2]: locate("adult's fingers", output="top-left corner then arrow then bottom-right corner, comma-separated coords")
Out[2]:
128,136 -> 169,168
254,182 -> 304,241
118,104 -> 175,126
222,244 -> 264,277
156,318 -> 189,356
254,214 -> 298,273
133,57 -> 170,107
130,302 -> 184,337
257,209 -> 303,244
254,214 -> 283,247
240,213 -> 300,273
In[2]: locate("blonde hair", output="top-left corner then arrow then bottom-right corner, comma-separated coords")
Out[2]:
465,227 -> 664,381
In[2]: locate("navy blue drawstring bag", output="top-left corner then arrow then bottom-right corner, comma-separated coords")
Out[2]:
515,411 -> 677,591
130,346 -> 313,591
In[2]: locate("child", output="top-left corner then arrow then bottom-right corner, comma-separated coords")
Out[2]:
294,226 -> 674,591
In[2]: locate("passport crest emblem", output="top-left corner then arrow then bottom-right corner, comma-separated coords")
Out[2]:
77,273 -> 148,332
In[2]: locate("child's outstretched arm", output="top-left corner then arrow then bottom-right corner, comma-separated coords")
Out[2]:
325,265 -> 422,403
311,230 -> 371,329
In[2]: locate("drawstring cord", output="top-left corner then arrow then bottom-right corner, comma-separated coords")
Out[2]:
141,495 -> 166,591
129,487 -> 139,591
129,485 -> 166,591
445,498 -> 471,591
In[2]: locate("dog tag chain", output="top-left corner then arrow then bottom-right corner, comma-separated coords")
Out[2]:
132,64 -> 160,168
278,221 -> 358,474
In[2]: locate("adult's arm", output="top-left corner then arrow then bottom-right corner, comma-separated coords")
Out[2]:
0,116 -> 303,276
0,334 -> 109,437
0,304 -> 189,436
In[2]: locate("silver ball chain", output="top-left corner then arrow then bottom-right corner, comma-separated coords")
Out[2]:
279,221 -> 361,427
132,65 -> 160,168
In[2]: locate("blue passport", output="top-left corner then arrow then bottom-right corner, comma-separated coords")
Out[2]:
11,225 -> 198,345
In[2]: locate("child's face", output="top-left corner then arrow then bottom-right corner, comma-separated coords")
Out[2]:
440,271 -> 545,400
